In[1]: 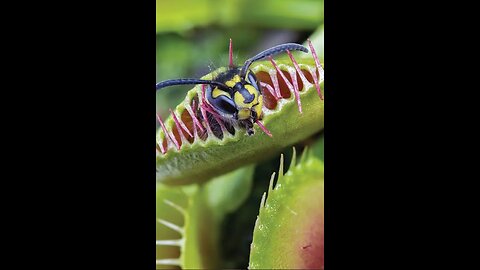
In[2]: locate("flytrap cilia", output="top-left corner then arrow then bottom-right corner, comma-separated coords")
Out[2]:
156,39 -> 323,154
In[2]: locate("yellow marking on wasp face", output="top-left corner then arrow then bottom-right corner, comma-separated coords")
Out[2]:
244,85 -> 258,105
212,87 -> 231,98
237,108 -> 250,120
234,91 -> 245,107
254,95 -> 263,118
225,75 -> 242,88
234,85 -> 259,106
233,82 -> 263,121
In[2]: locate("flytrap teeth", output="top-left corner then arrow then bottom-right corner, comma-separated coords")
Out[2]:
268,69 -> 282,99
157,41 -> 324,154
170,109 -> 193,138
157,218 -> 184,235
186,100 -> 204,133
163,199 -> 186,215
156,239 -> 183,246
156,258 -> 181,266
170,109 -> 188,144
256,120 -> 272,137
285,50 -> 303,114
229,38 -> 234,67
269,56 -> 298,111
157,113 -> 180,151
260,82 -> 279,101
199,102 -> 214,136
201,102 -> 228,135
308,39 -> 324,99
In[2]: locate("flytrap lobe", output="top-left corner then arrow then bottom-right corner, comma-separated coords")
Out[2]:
156,185 -> 219,269
249,148 -> 324,269
156,165 -> 255,269
156,39 -> 324,185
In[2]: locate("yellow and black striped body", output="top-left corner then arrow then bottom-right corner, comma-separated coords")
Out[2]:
205,67 -> 263,123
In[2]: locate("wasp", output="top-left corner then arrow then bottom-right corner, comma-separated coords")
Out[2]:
156,41 -> 308,136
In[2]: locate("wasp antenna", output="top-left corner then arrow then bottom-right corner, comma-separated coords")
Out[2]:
240,43 -> 308,77
156,79 -> 229,90
229,38 -> 234,68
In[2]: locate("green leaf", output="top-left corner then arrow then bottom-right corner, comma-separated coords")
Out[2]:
155,184 -> 220,269
312,133 -> 324,161
249,149 -> 324,269
205,165 -> 255,220
156,165 -> 256,268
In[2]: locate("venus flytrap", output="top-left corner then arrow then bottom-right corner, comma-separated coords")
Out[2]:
249,148 -> 324,269
156,166 -> 254,269
156,40 -> 324,185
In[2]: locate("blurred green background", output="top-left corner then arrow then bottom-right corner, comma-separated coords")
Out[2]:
156,0 -> 324,267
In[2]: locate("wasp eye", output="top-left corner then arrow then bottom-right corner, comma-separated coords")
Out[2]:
213,96 -> 237,115
246,71 -> 257,84
247,71 -> 261,92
